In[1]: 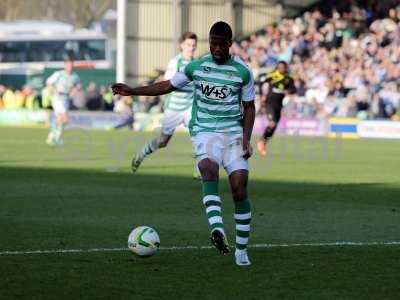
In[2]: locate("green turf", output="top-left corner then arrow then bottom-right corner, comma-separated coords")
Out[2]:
0,127 -> 399,299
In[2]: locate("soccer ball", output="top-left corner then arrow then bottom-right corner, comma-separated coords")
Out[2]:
128,226 -> 160,257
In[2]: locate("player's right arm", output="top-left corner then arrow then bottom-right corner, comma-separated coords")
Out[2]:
112,63 -> 194,97
164,58 -> 178,80
259,72 -> 274,84
111,80 -> 176,97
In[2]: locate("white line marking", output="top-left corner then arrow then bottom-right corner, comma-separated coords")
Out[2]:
1,241 -> 400,256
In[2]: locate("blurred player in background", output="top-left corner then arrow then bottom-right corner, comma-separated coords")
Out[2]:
130,32 -> 198,174
112,21 -> 256,266
257,61 -> 296,156
113,96 -> 135,130
46,58 -> 80,145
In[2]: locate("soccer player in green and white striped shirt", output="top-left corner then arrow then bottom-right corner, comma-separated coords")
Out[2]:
46,58 -> 80,146
131,32 -> 197,173
112,22 -> 256,266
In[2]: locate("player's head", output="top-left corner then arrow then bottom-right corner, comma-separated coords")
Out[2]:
64,58 -> 74,74
277,61 -> 288,74
180,32 -> 197,59
209,21 -> 233,63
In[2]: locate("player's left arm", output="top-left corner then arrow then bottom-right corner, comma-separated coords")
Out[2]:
242,101 -> 255,160
286,77 -> 297,95
241,69 -> 256,160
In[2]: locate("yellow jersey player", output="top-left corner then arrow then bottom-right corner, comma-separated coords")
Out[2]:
257,61 -> 296,155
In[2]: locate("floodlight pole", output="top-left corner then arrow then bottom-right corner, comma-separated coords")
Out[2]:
117,0 -> 127,83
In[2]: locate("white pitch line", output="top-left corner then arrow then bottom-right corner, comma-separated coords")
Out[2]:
1,241 -> 400,256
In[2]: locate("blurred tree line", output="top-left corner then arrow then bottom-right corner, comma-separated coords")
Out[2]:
0,0 -> 114,28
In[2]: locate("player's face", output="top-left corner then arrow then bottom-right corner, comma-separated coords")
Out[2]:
65,61 -> 74,74
277,63 -> 287,74
181,38 -> 197,59
209,35 -> 232,63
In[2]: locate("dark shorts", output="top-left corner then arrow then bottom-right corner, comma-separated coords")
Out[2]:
266,94 -> 283,123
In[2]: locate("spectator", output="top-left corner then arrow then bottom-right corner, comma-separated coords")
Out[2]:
41,83 -> 54,109
231,1 -> 400,120
113,96 -> 134,130
2,86 -> 17,109
0,85 -> 5,110
71,84 -> 87,110
86,82 -> 102,110
23,85 -> 40,110
101,86 -> 114,111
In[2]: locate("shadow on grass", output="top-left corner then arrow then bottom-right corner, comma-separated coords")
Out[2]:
1,165 -> 400,300
1,165 -> 399,204
1,165 -> 399,248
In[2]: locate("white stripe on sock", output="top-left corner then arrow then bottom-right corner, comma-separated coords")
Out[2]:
209,216 -> 223,225
236,224 -> 250,231
145,144 -> 153,154
206,205 -> 221,214
236,236 -> 248,245
234,212 -> 251,220
203,195 -> 221,205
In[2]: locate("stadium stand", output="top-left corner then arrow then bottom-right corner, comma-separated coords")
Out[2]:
231,1 -> 400,120
0,1 -> 398,120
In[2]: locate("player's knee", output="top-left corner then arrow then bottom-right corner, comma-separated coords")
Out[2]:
198,159 -> 218,181
269,121 -> 277,129
232,184 -> 247,202
158,135 -> 171,148
158,140 -> 169,148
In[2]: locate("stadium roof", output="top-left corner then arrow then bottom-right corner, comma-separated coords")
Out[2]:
0,20 -> 105,40
0,20 -> 74,36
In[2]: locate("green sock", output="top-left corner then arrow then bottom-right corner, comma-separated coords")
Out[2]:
202,181 -> 225,235
234,198 -> 251,250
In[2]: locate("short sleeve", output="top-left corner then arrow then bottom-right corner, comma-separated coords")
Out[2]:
184,60 -> 197,81
241,70 -> 255,102
164,58 -> 177,80
263,72 -> 274,83
46,71 -> 60,85
170,72 -> 191,89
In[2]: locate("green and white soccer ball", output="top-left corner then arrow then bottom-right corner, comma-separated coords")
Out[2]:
128,226 -> 160,257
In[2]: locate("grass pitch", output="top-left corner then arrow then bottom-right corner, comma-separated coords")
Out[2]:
0,127 -> 399,299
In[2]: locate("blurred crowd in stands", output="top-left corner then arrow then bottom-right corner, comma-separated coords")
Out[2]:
0,82 -> 115,111
137,1 -> 400,120
231,0 -> 400,120
1,0 -> 399,121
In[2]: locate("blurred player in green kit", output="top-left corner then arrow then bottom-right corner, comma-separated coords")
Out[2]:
46,58 -> 80,145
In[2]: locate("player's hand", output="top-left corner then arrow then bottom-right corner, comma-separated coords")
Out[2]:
111,83 -> 133,96
242,139 -> 253,160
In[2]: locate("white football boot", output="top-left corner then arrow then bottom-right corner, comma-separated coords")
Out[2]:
235,249 -> 251,266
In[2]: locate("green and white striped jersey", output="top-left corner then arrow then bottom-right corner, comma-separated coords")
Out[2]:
164,53 -> 194,112
46,70 -> 80,102
170,54 -> 255,136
